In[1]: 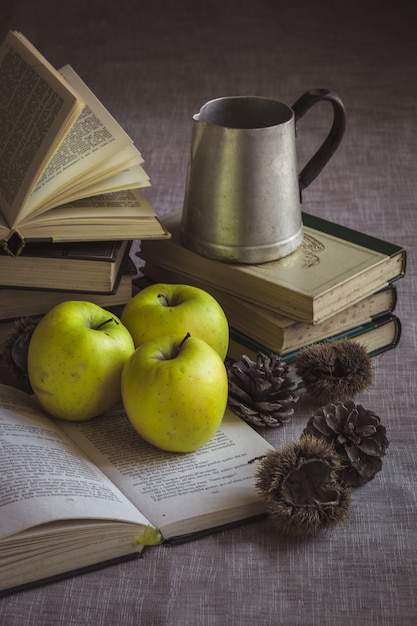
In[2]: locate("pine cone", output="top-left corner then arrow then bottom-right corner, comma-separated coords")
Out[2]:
303,400 -> 389,487
226,352 -> 298,427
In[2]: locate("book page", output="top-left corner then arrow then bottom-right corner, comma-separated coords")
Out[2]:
32,159 -> 149,215
15,190 -> 170,248
0,385 -> 152,539
0,31 -> 84,227
60,406 -> 273,539
20,64 -> 149,220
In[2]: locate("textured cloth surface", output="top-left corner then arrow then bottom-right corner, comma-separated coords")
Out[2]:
1,1 -> 416,624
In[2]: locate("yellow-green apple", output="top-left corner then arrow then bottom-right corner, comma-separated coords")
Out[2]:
27,301 -> 135,421
121,283 -> 229,360
121,333 -> 228,452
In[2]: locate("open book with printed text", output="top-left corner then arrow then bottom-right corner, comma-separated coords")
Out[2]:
0,384 -> 273,594
0,31 -> 169,256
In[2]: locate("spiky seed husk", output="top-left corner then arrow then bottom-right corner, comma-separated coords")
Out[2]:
295,338 -> 373,404
255,435 -> 351,536
226,352 -> 298,427
303,400 -> 389,487
3,316 -> 42,378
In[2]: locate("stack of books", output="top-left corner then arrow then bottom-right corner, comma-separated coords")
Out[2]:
0,31 -> 169,354
0,240 -> 137,351
138,209 -> 406,367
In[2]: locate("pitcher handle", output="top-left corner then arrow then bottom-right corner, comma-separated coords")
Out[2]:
292,88 -> 346,194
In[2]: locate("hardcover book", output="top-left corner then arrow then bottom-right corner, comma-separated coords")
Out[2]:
0,385 -> 273,594
0,270 -> 133,324
0,239 -> 131,293
0,31 -> 169,255
140,266 -> 398,355
139,209 -> 406,324
227,313 -> 402,365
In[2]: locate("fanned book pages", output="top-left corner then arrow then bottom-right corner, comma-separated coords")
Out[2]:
0,385 -> 273,594
0,31 -> 169,255
139,209 -> 406,324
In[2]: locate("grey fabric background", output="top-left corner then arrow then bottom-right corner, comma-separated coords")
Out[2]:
1,0 -> 416,624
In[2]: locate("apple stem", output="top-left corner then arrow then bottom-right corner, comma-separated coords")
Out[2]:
179,332 -> 191,349
157,292 -> 183,307
96,317 -> 119,330
157,293 -> 170,306
170,332 -> 191,358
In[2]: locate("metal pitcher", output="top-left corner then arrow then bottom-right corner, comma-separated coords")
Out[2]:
181,89 -> 346,263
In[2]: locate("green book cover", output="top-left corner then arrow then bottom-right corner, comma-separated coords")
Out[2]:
228,313 -> 402,365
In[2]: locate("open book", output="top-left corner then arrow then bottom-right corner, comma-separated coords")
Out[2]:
0,384 -> 273,594
0,31 -> 169,255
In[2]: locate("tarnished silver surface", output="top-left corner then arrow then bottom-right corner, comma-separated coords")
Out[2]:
181,92 -> 345,264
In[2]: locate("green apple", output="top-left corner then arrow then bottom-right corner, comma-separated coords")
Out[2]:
121,283 -> 229,360
27,301 -> 135,421
121,333 -> 228,452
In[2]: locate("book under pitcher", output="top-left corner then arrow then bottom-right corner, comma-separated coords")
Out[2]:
140,209 -> 406,325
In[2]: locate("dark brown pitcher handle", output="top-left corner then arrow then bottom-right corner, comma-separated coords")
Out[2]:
292,88 -> 346,195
